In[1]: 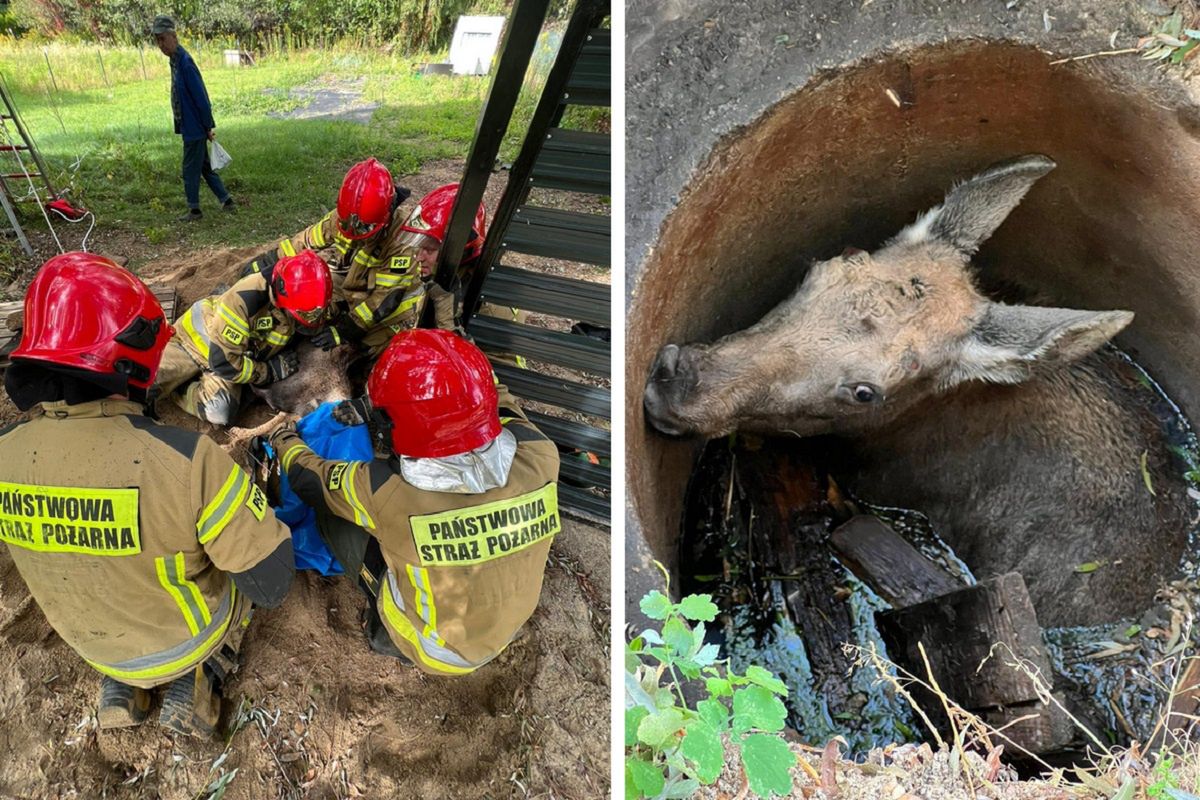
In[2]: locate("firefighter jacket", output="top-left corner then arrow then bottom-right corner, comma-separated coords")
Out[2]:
0,399 -> 291,687
175,270 -> 299,386
273,387 -> 561,674
254,209 -> 424,349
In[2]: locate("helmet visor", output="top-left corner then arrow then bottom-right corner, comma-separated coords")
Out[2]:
289,306 -> 327,328
337,213 -> 383,241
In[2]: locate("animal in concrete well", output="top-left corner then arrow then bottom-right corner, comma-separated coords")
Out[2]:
643,155 -> 1191,628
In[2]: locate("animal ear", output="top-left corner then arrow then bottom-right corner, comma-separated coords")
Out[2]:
947,303 -> 1134,386
891,155 -> 1055,255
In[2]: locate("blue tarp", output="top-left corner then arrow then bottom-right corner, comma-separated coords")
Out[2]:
268,402 -> 373,575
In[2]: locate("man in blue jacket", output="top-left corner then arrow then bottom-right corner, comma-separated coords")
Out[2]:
152,15 -> 234,222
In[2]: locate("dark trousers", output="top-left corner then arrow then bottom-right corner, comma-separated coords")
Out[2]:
181,138 -> 229,210
316,510 -> 408,660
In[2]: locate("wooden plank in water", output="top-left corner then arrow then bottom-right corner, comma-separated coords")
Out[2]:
879,572 -> 1052,710
830,515 -> 963,607
980,693 -> 1076,755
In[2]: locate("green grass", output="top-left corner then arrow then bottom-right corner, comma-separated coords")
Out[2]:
0,40 -> 492,269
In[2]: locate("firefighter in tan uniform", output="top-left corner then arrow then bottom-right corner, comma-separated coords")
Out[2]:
268,329 -> 559,673
0,253 -> 295,736
243,161 -> 489,355
155,249 -> 332,425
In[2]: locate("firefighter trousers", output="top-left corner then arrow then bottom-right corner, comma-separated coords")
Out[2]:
314,510 -> 407,660
155,341 -> 244,426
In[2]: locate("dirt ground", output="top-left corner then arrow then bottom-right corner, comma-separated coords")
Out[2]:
0,160 -> 612,799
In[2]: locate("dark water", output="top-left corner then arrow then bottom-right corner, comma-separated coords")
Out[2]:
681,348 -> 1200,754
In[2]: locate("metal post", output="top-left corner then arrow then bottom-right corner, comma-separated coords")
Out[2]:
0,185 -> 34,257
461,0 -> 606,323
429,0 -> 553,311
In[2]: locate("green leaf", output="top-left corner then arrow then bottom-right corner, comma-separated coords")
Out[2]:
678,594 -> 719,622
740,734 -> 796,798
694,643 -> 720,668
706,677 -> 733,697
676,658 -> 702,680
626,756 -> 665,798
625,761 -> 640,799
1111,778 -> 1136,800
1075,561 -> 1104,574
638,708 -> 685,749
1123,624 -> 1142,639
626,707 -> 650,747
663,617 -> 694,658
744,665 -> 788,696
1141,450 -> 1157,497
732,685 -> 788,734
697,698 -> 730,729
641,590 -> 673,620
663,778 -> 701,798
681,721 -> 725,784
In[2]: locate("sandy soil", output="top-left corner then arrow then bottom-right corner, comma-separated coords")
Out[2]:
0,160 -> 612,799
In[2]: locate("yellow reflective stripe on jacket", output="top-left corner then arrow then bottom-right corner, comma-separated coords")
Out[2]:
406,564 -> 444,644
409,483 -> 560,567
381,293 -> 423,325
333,233 -> 352,256
382,571 -> 475,675
374,272 -> 411,289
86,586 -> 236,683
281,443 -> 307,473
353,302 -> 374,324
155,552 -> 211,636
216,303 -> 249,336
196,465 -> 251,544
280,239 -> 297,257
264,330 -> 289,347
310,215 -> 329,248
342,462 -> 375,530
237,355 -> 255,384
180,301 -> 212,359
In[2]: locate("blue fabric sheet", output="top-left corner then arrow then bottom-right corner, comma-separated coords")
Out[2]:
270,402 -> 373,575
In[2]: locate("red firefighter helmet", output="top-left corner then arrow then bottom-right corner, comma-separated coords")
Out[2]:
336,158 -> 395,240
367,329 -> 500,458
398,183 -> 487,262
271,249 -> 332,328
12,251 -> 174,389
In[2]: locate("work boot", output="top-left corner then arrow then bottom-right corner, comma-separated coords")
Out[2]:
221,197 -> 237,213
96,676 -> 151,730
177,209 -> 202,223
159,666 -> 220,738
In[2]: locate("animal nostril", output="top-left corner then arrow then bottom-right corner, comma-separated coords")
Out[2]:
653,344 -> 681,379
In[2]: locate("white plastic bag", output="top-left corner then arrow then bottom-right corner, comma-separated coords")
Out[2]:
209,140 -> 232,171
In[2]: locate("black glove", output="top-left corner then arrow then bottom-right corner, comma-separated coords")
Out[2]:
332,396 -> 372,427
258,351 -> 299,385
312,325 -> 341,351
240,248 -> 279,278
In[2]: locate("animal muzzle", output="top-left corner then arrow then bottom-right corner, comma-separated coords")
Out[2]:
643,343 -> 703,436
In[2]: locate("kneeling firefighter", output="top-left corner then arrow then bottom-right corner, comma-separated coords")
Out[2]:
268,329 -> 559,673
0,253 -> 295,736
155,249 -> 332,425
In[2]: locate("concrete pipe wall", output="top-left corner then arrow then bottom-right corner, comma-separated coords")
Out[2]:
625,0 -> 1200,617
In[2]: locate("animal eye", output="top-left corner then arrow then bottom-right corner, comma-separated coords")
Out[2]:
852,384 -> 879,403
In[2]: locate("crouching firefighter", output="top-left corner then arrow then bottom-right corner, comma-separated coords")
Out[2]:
0,253 -> 295,736
268,329 -> 560,674
155,249 -> 332,425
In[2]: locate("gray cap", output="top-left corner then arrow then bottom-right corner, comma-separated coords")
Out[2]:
151,15 -> 176,35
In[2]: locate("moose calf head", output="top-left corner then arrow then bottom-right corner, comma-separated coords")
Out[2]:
643,155 -> 1134,439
